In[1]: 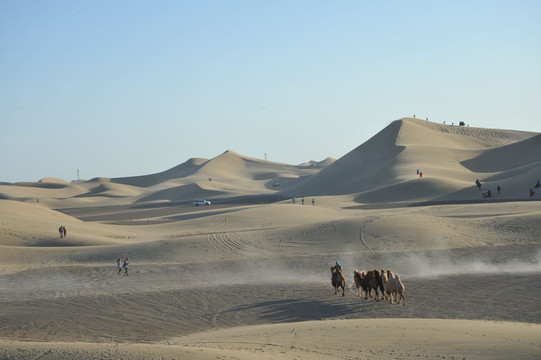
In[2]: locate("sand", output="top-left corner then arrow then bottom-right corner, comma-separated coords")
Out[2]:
1,118 -> 540,359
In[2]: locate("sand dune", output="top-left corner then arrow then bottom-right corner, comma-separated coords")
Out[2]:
1,118 -> 540,359
293,118 -> 539,198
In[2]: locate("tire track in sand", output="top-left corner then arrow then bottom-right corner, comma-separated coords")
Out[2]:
207,232 -> 263,256
359,218 -> 375,252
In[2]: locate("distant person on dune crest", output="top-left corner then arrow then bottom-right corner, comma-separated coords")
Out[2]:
117,258 -> 122,275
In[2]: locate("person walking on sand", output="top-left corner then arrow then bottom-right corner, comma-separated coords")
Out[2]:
312,198 -> 315,206
117,258 -> 122,275
59,225 -> 64,238
123,258 -> 129,276
497,185 -> 501,194
63,226 -> 67,238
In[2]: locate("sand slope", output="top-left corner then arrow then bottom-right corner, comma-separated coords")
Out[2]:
293,118 -> 539,200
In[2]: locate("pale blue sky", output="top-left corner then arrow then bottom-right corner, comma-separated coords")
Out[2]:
1,1 -> 540,183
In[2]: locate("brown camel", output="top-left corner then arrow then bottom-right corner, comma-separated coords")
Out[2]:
353,269 -> 367,297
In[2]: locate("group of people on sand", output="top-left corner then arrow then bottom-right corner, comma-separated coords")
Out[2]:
292,196 -> 315,205
58,225 -> 67,238
477,178 -> 540,198
531,180 -> 541,197
117,258 -> 129,276
476,179 -> 500,198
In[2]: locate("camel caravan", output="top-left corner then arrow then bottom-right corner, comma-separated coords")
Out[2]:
352,269 -> 406,305
330,263 -> 406,305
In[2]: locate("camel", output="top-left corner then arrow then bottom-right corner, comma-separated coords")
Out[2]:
364,270 -> 381,301
382,270 -> 406,306
353,269 -> 366,297
330,265 -> 346,296
353,269 -> 381,300
378,269 -> 389,301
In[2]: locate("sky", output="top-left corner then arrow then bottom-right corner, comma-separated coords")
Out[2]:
1,0 -> 540,183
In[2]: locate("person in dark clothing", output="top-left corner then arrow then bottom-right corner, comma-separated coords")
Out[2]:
123,258 -> 129,276
332,261 -> 342,281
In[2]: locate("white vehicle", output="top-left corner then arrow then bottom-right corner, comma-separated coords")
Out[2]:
193,199 -> 211,206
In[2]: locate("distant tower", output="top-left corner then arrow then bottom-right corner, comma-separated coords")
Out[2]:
264,153 -> 267,161
77,169 -> 80,180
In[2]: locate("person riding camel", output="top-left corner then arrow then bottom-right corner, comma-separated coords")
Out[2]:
332,261 -> 342,281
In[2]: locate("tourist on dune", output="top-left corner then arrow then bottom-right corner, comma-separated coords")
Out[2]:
117,258 -> 122,275
58,225 -> 66,238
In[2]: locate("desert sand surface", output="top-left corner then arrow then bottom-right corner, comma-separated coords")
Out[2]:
1,118 -> 540,359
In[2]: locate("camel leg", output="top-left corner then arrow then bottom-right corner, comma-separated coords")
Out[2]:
342,284 -> 345,297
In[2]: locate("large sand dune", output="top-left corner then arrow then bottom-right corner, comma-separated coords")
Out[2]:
1,118 -> 540,359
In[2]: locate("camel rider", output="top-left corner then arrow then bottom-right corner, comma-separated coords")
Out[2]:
332,261 -> 342,281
